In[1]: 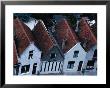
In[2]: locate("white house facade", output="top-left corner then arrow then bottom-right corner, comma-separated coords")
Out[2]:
63,42 -> 86,75
18,42 -> 41,75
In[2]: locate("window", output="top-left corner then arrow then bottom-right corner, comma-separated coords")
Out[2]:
67,61 -> 75,69
32,63 -> 37,74
50,53 -> 56,59
93,50 -> 97,57
77,61 -> 83,71
14,64 -> 20,75
28,50 -> 34,59
86,60 -> 95,70
93,50 -> 97,61
73,51 -> 79,58
21,65 -> 30,73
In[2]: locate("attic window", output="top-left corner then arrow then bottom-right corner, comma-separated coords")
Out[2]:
50,53 -> 56,59
28,50 -> 34,59
67,61 -> 75,69
73,51 -> 79,58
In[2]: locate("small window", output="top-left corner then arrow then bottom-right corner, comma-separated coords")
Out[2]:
93,50 -> 97,57
21,65 -> 30,73
28,50 -> 34,59
86,60 -> 95,70
77,61 -> 83,71
14,64 -> 20,75
73,51 -> 79,58
67,61 -> 75,69
32,63 -> 37,74
50,53 -> 56,59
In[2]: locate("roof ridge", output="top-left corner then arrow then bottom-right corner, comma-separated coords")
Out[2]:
81,18 -> 96,42
63,19 -> 78,43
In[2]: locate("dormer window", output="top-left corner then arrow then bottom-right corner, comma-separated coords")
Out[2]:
73,51 -> 79,58
50,53 -> 56,59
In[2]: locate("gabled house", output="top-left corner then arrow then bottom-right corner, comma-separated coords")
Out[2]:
32,20 -> 64,75
14,18 -> 41,75
54,18 -> 86,75
77,17 -> 97,71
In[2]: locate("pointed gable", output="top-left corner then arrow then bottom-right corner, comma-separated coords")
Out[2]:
13,40 -> 18,65
33,20 -> 54,55
55,18 -> 78,53
78,17 -> 97,51
14,18 -> 34,55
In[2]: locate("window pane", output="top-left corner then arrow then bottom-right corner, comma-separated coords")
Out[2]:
50,53 -> 56,59
86,60 -> 95,70
73,51 -> 79,58
21,65 -> 30,73
67,61 -> 75,69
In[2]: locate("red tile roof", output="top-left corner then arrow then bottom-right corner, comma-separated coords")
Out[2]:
33,20 -> 54,55
13,40 -> 18,65
78,17 -> 97,51
14,18 -> 34,55
91,23 -> 97,38
55,18 -> 78,53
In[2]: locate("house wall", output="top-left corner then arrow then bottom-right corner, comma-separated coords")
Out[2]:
18,42 -> 41,75
41,46 -> 64,61
40,46 -> 64,74
82,45 -> 97,70
40,61 -> 63,74
63,42 -> 86,74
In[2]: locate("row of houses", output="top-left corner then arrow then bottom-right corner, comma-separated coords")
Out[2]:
13,17 -> 97,75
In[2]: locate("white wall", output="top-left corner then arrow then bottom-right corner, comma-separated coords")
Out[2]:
63,43 -> 86,74
18,42 -> 41,75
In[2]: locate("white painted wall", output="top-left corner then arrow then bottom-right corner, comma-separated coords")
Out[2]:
18,42 -> 41,75
63,42 -> 87,74
40,61 -> 63,74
